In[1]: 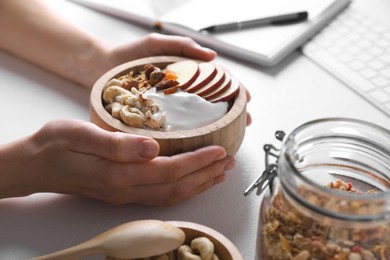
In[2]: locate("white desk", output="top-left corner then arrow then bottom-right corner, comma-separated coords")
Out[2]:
0,0 -> 389,259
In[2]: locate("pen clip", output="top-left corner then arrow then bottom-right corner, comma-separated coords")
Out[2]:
271,11 -> 308,25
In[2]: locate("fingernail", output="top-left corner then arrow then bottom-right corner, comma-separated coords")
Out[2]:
214,151 -> 227,161
138,139 -> 158,158
224,159 -> 236,171
214,174 -> 226,185
205,48 -> 217,54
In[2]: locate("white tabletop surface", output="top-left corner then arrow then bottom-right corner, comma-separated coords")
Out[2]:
0,0 -> 389,259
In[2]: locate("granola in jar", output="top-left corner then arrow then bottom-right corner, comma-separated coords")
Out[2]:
259,179 -> 389,260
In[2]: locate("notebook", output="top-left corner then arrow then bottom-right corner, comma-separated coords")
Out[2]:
68,0 -> 351,66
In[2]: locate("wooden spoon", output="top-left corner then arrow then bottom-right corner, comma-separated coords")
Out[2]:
34,220 -> 185,260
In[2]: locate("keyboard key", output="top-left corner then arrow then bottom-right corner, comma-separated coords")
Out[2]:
371,76 -> 389,88
377,39 -> 390,48
361,68 -> 377,79
348,60 -> 365,71
357,53 -> 374,62
379,54 -> 390,63
338,53 -> 353,62
338,38 -> 352,47
328,46 -> 343,55
368,60 -> 385,70
384,86 -> 390,96
356,39 -> 371,48
366,32 -> 379,41
355,26 -> 368,34
346,45 -> 361,55
373,24 -> 387,33
346,32 -> 360,41
380,68 -> 390,78
369,89 -> 390,103
368,47 -> 383,56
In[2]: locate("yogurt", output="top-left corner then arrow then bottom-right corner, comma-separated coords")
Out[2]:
146,90 -> 228,131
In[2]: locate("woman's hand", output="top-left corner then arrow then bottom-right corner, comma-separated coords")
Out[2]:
0,119 -> 235,206
88,33 -> 217,89
111,33 -> 217,66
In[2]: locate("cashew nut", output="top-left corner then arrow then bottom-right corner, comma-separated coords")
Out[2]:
191,237 -> 214,260
142,99 -> 160,114
103,78 -> 123,91
134,100 -> 143,110
177,237 -> 217,260
120,94 -> 138,106
105,102 -> 124,119
120,105 -> 145,127
103,86 -> 132,103
178,245 -> 201,260
101,65 -> 174,131
144,111 -> 165,130
130,87 -> 140,95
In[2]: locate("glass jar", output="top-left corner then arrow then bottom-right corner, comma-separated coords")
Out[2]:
245,118 -> 390,260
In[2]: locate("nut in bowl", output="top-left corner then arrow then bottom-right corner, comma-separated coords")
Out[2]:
166,221 -> 243,260
90,56 -> 247,156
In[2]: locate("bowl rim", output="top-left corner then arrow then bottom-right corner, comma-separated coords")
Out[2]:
90,55 -> 247,139
167,220 -> 243,260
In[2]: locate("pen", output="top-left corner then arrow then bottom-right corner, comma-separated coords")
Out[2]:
200,11 -> 308,33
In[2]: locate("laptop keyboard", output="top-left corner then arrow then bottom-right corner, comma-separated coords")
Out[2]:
302,7 -> 390,117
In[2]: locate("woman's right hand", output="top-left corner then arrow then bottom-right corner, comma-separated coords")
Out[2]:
0,119 -> 235,205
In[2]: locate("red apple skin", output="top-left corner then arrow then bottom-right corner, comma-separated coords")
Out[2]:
167,60 -> 200,88
208,76 -> 240,103
181,62 -> 217,91
166,60 -> 239,103
188,65 -> 225,96
203,72 -> 232,100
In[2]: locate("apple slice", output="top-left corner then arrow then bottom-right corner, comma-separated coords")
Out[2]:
181,62 -> 217,91
167,60 -> 200,89
188,65 -> 225,96
203,72 -> 232,100
208,76 -> 240,103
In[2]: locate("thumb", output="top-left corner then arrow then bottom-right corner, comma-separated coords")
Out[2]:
69,121 -> 160,162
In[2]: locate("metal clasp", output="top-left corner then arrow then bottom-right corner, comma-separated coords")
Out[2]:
244,130 -> 286,196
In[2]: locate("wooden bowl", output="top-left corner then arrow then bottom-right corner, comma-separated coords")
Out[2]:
168,221 -> 243,260
104,220 -> 243,260
90,56 -> 247,156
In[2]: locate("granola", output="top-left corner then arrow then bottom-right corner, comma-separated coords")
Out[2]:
102,64 -> 179,130
259,179 -> 390,260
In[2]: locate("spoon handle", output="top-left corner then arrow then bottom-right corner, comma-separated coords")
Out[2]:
33,220 -> 185,260
33,240 -> 101,260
